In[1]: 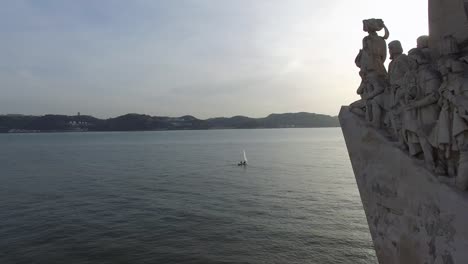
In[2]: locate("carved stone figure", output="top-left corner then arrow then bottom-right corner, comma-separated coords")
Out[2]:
437,36 -> 468,189
359,19 -> 389,77
349,71 -> 369,118
405,48 -> 441,171
400,53 -> 421,156
341,5 -> 468,263
353,19 -> 390,128
350,17 -> 468,191
388,40 -> 410,146
416,35 -> 432,63
417,35 -> 429,49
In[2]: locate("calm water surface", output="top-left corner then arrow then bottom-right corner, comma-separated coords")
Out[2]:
0,128 -> 377,264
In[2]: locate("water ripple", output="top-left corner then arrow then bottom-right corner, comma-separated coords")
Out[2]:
0,128 -> 376,264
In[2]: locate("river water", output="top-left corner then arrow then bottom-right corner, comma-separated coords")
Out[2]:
0,128 -> 376,264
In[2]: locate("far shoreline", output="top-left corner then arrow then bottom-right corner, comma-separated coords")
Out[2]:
0,112 -> 339,134
1,126 -> 341,134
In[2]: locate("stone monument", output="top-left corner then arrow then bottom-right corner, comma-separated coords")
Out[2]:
340,1 -> 468,263
429,0 -> 468,52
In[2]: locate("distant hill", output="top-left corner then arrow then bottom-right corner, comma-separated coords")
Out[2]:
262,112 -> 339,128
205,112 -> 339,129
0,112 -> 339,133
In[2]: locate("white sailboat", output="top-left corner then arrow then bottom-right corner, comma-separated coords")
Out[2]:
238,150 -> 248,166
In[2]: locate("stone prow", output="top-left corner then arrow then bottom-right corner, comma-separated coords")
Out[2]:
339,106 -> 468,264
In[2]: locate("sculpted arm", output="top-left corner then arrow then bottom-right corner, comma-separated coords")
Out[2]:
407,79 -> 440,109
394,62 -> 410,88
455,97 -> 468,110
364,85 -> 385,100
411,93 -> 439,109
382,24 -> 389,40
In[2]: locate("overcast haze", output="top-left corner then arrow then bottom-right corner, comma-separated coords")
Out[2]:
0,0 -> 428,118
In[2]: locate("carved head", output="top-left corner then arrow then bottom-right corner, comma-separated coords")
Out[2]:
408,48 -> 429,66
363,19 -> 385,33
451,60 -> 466,74
438,57 -> 466,76
416,35 -> 429,49
388,41 -> 403,59
439,36 -> 460,56
406,49 -> 419,70
438,61 -> 449,77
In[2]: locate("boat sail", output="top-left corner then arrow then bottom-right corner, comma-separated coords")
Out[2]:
238,150 -> 248,166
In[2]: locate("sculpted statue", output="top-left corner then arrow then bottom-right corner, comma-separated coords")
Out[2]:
437,36 -> 468,189
352,19 -> 390,128
405,48 -> 441,171
416,35 -> 431,61
417,35 -> 429,49
388,40 -> 410,146
359,19 -> 389,75
350,72 -> 369,118
400,53 -> 421,156
349,18 -> 468,191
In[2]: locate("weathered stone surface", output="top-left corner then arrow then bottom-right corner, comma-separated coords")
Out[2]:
339,106 -> 468,264
429,0 -> 468,50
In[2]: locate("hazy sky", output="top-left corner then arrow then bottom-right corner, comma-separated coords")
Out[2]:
0,0 -> 428,118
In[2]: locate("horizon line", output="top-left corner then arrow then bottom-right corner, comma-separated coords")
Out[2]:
0,111 -> 339,120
